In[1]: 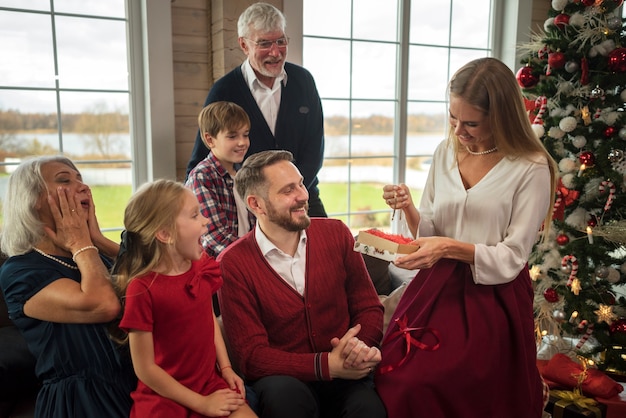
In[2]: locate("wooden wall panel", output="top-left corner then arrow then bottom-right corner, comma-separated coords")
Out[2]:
531,0 -> 552,34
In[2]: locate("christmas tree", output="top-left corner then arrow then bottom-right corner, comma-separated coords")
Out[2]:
517,0 -> 626,374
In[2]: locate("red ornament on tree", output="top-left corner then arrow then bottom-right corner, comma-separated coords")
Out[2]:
579,151 -> 596,166
543,288 -> 559,303
610,318 -> 626,335
516,66 -> 538,88
604,126 -> 617,138
581,0 -> 596,5
556,234 -> 570,245
554,14 -> 570,29
608,47 -> 626,73
548,51 -> 567,69
588,215 -> 598,227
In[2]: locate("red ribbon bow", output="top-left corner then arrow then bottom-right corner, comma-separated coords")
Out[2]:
378,315 -> 441,374
186,254 -> 222,298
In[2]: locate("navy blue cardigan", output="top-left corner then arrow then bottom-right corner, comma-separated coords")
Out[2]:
186,62 -> 325,197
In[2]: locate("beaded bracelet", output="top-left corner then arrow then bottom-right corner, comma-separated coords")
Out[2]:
72,245 -> 99,262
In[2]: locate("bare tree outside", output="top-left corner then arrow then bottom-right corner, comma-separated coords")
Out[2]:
74,101 -> 128,159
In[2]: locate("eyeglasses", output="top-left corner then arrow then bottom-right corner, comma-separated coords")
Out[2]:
245,37 -> 289,50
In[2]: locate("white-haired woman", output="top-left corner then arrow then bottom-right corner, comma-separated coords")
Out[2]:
0,156 -> 135,417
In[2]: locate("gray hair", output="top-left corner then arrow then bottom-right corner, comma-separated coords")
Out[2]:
237,2 -> 286,38
1,155 -> 79,256
234,150 -> 294,201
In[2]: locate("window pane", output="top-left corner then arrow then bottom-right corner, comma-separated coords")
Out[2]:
352,41 -> 397,99
410,0 -> 451,46
353,0 -> 398,42
303,38 -> 351,98
324,99 -> 350,158
0,90 -> 60,159
450,0 -> 491,48
303,0 -> 351,38
53,0 -> 125,18
0,0 -> 49,11
0,11 -> 55,87
60,92 -> 130,161
449,48 -> 490,75
408,46 -> 449,101
351,101 -> 395,156
406,102 -> 446,156
56,16 -> 128,89
350,155 -> 394,230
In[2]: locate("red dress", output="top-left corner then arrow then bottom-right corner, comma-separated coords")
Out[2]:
120,254 -> 228,417
375,259 -> 543,418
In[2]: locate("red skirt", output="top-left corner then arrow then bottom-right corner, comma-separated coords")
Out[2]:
375,259 -> 543,418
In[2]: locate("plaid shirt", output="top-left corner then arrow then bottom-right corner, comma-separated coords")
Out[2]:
185,152 -> 255,257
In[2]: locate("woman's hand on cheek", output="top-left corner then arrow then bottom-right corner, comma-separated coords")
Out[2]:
43,188 -> 91,252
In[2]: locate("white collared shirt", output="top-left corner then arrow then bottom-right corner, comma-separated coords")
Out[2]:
241,59 -> 287,135
254,222 -> 307,295
233,187 -> 251,237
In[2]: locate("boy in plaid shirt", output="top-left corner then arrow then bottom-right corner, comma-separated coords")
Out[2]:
185,101 -> 256,259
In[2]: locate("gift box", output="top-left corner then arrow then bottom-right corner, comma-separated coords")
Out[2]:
544,390 -> 606,418
353,230 -> 419,262
542,354 -> 623,399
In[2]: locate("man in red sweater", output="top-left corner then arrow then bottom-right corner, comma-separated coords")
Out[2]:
218,150 -> 386,418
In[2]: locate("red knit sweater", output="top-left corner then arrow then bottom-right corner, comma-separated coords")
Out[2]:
218,218 -> 383,381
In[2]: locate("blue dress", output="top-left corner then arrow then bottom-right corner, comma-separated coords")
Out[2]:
0,251 -> 135,418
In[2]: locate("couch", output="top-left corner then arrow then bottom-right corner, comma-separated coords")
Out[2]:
0,252 -> 412,418
0,254 -> 38,418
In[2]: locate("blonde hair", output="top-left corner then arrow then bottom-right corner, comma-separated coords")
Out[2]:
447,58 -> 558,237
112,179 -> 187,298
198,101 -> 250,149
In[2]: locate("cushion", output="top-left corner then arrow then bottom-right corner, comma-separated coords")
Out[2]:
0,325 -> 39,401
379,282 -> 408,335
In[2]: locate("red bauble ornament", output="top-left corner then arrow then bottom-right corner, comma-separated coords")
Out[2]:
556,234 -> 570,245
554,14 -> 570,29
516,66 -> 538,88
581,0 -> 595,5
608,47 -> 626,73
588,215 -> 598,227
610,318 -> 626,335
548,52 -> 567,69
579,151 -> 596,166
604,126 -> 617,138
543,288 -> 559,303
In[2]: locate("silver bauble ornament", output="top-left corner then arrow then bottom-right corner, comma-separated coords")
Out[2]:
595,265 -> 609,279
608,149 -> 625,163
565,61 -> 580,73
553,309 -> 567,322
591,86 -> 605,98
607,268 -> 621,284
620,128 -> 626,140
608,16 -> 622,30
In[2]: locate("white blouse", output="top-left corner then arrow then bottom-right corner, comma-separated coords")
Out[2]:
418,140 -> 551,285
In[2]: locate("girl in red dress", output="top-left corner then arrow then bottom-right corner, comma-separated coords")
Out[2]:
114,179 -> 257,418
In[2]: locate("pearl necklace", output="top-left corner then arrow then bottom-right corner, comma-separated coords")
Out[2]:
465,146 -> 498,156
32,247 -> 79,270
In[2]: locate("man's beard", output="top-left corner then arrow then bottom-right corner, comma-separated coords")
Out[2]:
267,201 -> 310,231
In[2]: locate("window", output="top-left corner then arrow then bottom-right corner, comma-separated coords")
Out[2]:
297,0 -> 520,232
0,0 -> 175,240
0,0 -> 130,238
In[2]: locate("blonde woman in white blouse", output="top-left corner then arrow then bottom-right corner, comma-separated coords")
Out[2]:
375,57 -> 557,418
